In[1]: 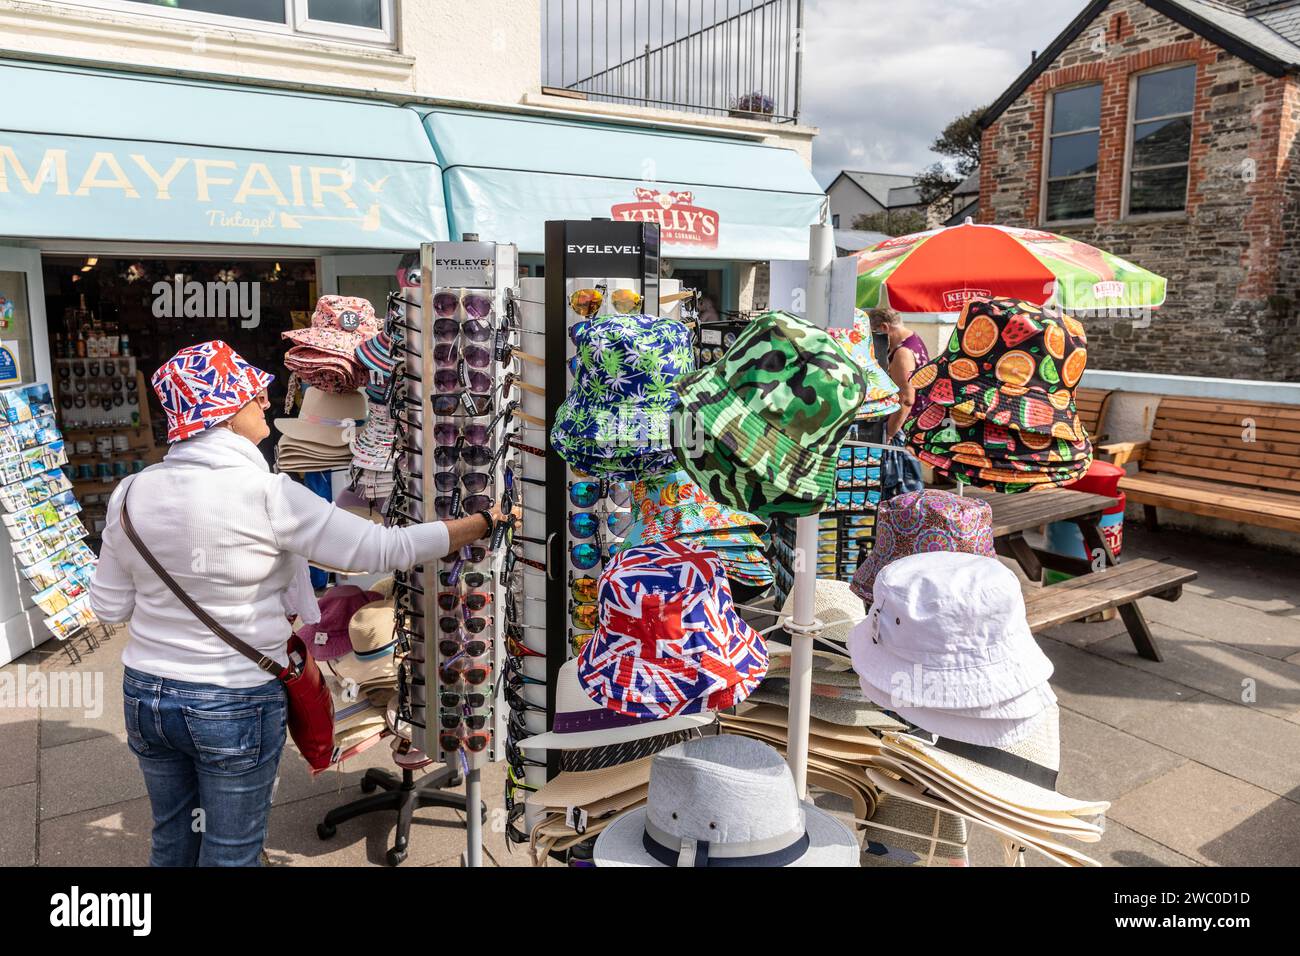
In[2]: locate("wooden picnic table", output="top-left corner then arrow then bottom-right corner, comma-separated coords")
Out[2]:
960,485 -> 1196,663
963,485 -> 1119,583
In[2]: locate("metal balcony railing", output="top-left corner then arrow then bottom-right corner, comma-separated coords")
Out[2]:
541,0 -> 805,124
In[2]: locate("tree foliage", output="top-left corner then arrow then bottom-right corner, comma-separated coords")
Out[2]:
915,105 -> 986,206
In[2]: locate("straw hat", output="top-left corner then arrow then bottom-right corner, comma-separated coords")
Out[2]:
275,388 -> 367,448
592,735 -> 860,867
880,705 -> 1108,820
865,766 -> 1102,867
348,597 -> 396,655
747,679 -> 905,731
720,705 -> 884,763
519,658 -> 713,751
526,757 -> 654,812
778,579 -> 866,644
860,792 -> 969,868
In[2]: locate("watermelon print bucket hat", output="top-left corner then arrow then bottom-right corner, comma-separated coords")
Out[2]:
910,298 -> 1088,437
904,406 -> 1093,466
672,311 -> 868,518
552,314 -> 695,480
577,540 -> 769,719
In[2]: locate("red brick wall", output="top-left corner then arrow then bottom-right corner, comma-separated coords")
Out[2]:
980,0 -> 1300,379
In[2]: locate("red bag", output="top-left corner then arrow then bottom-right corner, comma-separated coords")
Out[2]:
120,497 -> 336,772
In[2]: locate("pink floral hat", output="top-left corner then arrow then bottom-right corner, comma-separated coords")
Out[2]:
282,296 -> 381,361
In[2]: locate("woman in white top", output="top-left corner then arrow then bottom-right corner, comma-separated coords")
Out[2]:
90,341 -> 508,867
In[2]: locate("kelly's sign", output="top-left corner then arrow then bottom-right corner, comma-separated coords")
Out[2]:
612,187 -> 719,249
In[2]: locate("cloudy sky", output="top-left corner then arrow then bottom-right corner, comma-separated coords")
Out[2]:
802,0 -> 1084,186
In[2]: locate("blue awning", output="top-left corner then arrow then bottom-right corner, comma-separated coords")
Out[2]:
0,60 -> 447,250
416,107 -> 825,259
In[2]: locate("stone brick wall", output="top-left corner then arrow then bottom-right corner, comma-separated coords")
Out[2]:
979,0 -> 1300,381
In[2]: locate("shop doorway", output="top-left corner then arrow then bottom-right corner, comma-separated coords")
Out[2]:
42,255 -> 318,447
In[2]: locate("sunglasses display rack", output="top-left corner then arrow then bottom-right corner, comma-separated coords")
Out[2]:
0,382 -> 104,667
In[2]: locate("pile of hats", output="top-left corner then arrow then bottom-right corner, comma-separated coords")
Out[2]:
274,387 -> 367,473
591,735 -> 860,867
672,310 -> 868,518
903,297 -> 1093,492
519,657 -> 711,864
848,550 -> 1107,864
349,330 -> 399,502
577,539 -> 770,719
827,309 -> 899,422
621,469 -> 772,591
552,313 -> 695,480
283,295 -> 382,393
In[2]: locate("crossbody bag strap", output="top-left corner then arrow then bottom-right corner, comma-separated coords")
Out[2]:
118,482 -> 288,680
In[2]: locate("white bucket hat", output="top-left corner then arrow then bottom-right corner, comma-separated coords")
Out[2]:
518,658 -> 713,751
849,551 -> 1052,712
592,735 -> 860,867
855,670 -> 1058,747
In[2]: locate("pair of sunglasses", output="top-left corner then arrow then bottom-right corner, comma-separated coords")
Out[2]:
440,726 -> 490,754
432,290 -> 494,321
437,613 -> 490,635
440,690 -> 489,709
568,285 -> 642,319
433,342 -> 493,368
568,480 -> 630,509
433,493 -> 493,519
440,709 -> 490,731
433,366 -> 492,395
438,657 -> 492,687
437,592 -> 491,613
569,510 -> 633,539
439,634 -> 491,660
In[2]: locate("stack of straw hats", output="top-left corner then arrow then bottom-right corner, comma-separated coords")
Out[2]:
274,388 -> 367,473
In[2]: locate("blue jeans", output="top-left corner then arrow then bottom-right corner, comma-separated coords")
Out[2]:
123,666 -> 287,867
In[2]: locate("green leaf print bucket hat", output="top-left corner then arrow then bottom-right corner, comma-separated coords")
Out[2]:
671,311 -> 868,518
551,313 -> 695,480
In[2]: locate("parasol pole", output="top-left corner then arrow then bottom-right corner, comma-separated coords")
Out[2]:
785,222 -> 835,797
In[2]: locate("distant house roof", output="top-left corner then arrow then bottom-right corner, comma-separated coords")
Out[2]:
833,228 -> 892,253
980,0 -> 1300,131
829,170 -> 919,207
887,183 -> 925,207
951,168 -> 980,198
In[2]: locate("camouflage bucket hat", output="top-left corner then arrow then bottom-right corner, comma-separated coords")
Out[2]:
552,313 -> 694,480
910,298 -> 1088,436
672,311 -> 868,518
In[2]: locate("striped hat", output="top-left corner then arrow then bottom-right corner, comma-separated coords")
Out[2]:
151,340 -> 274,443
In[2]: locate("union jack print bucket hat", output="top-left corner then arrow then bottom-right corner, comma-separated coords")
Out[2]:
151,340 -> 274,443
577,540 -> 769,719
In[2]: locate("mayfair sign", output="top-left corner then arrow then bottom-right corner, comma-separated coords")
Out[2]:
0,136 -> 430,247
612,187 -> 719,249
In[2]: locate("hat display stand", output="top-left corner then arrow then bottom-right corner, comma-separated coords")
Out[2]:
518,219 -> 666,862
0,382 -> 107,667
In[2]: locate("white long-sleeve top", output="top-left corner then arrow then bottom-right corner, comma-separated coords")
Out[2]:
90,426 -> 449,688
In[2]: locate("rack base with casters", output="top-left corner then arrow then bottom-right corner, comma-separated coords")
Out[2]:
316,764 -> 485,867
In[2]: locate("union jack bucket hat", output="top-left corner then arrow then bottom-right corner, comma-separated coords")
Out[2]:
577,540 -> 769,719
151,340 -> 274,443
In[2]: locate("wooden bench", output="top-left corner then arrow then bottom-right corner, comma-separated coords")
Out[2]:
1102,397 -> 1300,534
1023,558 -> 1197,662
1075,387 -> 1114,443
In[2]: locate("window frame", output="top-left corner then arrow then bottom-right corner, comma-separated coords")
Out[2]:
1040,81 -> 1104,226
64,0 -> 397,48
1122,62 -> 1197,220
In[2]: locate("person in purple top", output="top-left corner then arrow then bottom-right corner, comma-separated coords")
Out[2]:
870,307 -> 928,497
